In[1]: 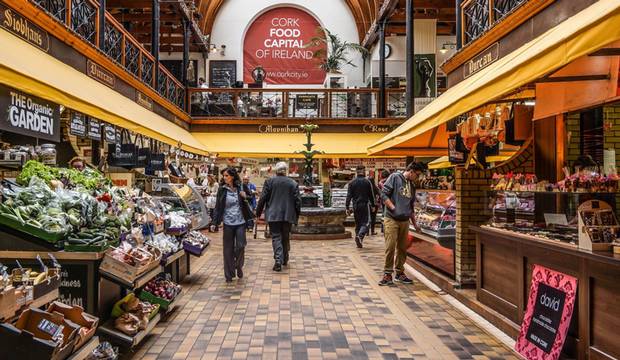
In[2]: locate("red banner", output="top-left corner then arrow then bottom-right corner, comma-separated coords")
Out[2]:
243,7 -> 326,85
515,265 -> 577,360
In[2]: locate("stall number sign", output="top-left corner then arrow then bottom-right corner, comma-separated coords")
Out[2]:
516,265 -> 577,360
87,117 -> 101,140
70,111 -> 87,137
0,86 -> 60,142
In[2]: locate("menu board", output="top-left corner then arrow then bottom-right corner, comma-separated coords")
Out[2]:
87,117 -> 101,140
58,264 -> 89,310
516,265 -> 577,360
209,60 -> 236,88
70,112 -> 87,137
104,123 -> 117,143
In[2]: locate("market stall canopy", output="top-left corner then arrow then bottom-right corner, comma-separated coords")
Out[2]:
0,28 -> 208,155
192,132 -> 438,159
368,0 -> 620,156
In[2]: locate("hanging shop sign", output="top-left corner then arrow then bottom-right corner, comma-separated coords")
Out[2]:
258,124 -> 301,133
0,86 -> 60,142
464,43 -> 499,79
295,94 -> 318,110
69,111 -> 87,137
515,265 -> 577,360
104,123 -> 117,143
136,91 -> 154,111
0,4 -> 50,52
87,117 -> 101,140
86,60 -> 115,88
243,7 -> 326,85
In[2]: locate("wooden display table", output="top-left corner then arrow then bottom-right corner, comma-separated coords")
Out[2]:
0,250 -> 117,318
472,225 -> 620,360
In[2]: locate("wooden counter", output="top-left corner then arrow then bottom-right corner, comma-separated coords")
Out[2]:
472,225 -> 620,360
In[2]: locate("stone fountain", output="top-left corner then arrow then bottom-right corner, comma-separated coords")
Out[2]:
291,124 -> 351,240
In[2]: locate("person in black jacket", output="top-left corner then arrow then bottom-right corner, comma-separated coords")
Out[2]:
212,167 -> 254,282
346,165 -> 376,248
256,162 -> 301,272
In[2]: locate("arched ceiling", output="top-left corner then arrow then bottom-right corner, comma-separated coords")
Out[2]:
196,0 -> 383,43
196,0 -> 456,45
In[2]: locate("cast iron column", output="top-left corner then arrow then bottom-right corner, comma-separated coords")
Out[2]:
182,18 -> 191,88
456,0 -> 463,49
98,0 -> 105,49
378,19 -> 386,118
405,0 -> 414,117
152,0 -> 160,88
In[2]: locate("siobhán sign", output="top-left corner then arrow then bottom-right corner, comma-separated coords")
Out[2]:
0,86 -> 60,142
244,7 -> 326,85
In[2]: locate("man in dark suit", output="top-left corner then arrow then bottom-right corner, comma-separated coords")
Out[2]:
256,162 -> 301,272
346,165 -> 376,248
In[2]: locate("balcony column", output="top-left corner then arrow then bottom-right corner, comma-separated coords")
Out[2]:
182,18 -> 191,88
378,19 -> 386,118
152,0 -> 160,88
456,0 -> 463,49
405,0 -> 414,117
98,0 -> 105,49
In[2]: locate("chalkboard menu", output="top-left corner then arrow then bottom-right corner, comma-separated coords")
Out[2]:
209,60 -> 236,88
104,123 -> 117,143
70,112 -> 87,137
87,117 -> 101,141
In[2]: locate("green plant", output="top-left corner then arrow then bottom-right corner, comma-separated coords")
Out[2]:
306,27 -> 368,73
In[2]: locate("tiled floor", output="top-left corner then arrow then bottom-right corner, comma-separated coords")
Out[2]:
128,230 -> 519,360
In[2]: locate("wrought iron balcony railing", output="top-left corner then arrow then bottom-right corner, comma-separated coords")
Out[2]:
461,0 -> 528,46
28,0 -> 185,112
188,88 -> 409,120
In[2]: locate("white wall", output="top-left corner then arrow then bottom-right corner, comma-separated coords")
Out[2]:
436,35 -> 457,75
208,0 -> 364,88
369,19 -> 437,79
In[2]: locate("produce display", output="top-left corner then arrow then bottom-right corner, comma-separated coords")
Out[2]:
166,211 -> 191,232
108,242 -> 157,267
146,233 -> 181,257
413,191 -> 456,239
142,275 -> 182,302
112,293 -> 158,336
183,231 -> 210,249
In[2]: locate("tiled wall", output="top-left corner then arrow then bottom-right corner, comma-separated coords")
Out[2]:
454,142 -> 534,284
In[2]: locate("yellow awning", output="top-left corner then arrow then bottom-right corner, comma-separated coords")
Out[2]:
369,0 -> 620,155
0,28 -> 208,155
193,132 -> 425,158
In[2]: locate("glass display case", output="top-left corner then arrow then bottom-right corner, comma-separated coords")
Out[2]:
413,190 -> 456,240
408,190 -> 457,278
484,190 -> 619,248
152,184 -> 210,230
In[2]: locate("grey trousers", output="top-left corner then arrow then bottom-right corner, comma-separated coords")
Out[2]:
223,224 -> 246,280
269,221 -> 291,265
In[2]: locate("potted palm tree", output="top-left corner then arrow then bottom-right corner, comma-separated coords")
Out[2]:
306,27 -> 368,88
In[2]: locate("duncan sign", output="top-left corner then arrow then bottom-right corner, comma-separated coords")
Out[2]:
244,7 -> 326,84
0,86 -> 60,142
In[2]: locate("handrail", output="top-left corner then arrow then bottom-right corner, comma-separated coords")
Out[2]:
27,0 -> 185,114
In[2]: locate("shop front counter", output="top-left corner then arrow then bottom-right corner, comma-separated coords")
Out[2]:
472,225 -> 620,360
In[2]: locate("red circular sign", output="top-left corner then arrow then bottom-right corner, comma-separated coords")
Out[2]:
243,7 -> 326,85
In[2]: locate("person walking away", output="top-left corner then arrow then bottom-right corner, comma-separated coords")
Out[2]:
256,162 -> 301,272
203,174 -> 219,232
379,162 -> 425,286
212,168 -> 254,282
346,166 -> 376,248
368,176 -> 380,236
243,175 -> 258,232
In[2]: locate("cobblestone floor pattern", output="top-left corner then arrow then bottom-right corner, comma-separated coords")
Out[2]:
128,231 -> 519,360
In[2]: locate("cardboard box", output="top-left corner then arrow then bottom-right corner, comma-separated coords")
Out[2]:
47,302 -> 98,351
99,247 -> 161,283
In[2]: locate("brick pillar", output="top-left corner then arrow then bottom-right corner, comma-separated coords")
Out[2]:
454,142 -> 535,285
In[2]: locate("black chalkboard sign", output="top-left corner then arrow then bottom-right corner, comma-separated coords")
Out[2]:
209,60 -> 236,88
70,112 -> 87,137
87,117 -> 101,141
525,282 -> 566,353
58,264 -> 89,310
